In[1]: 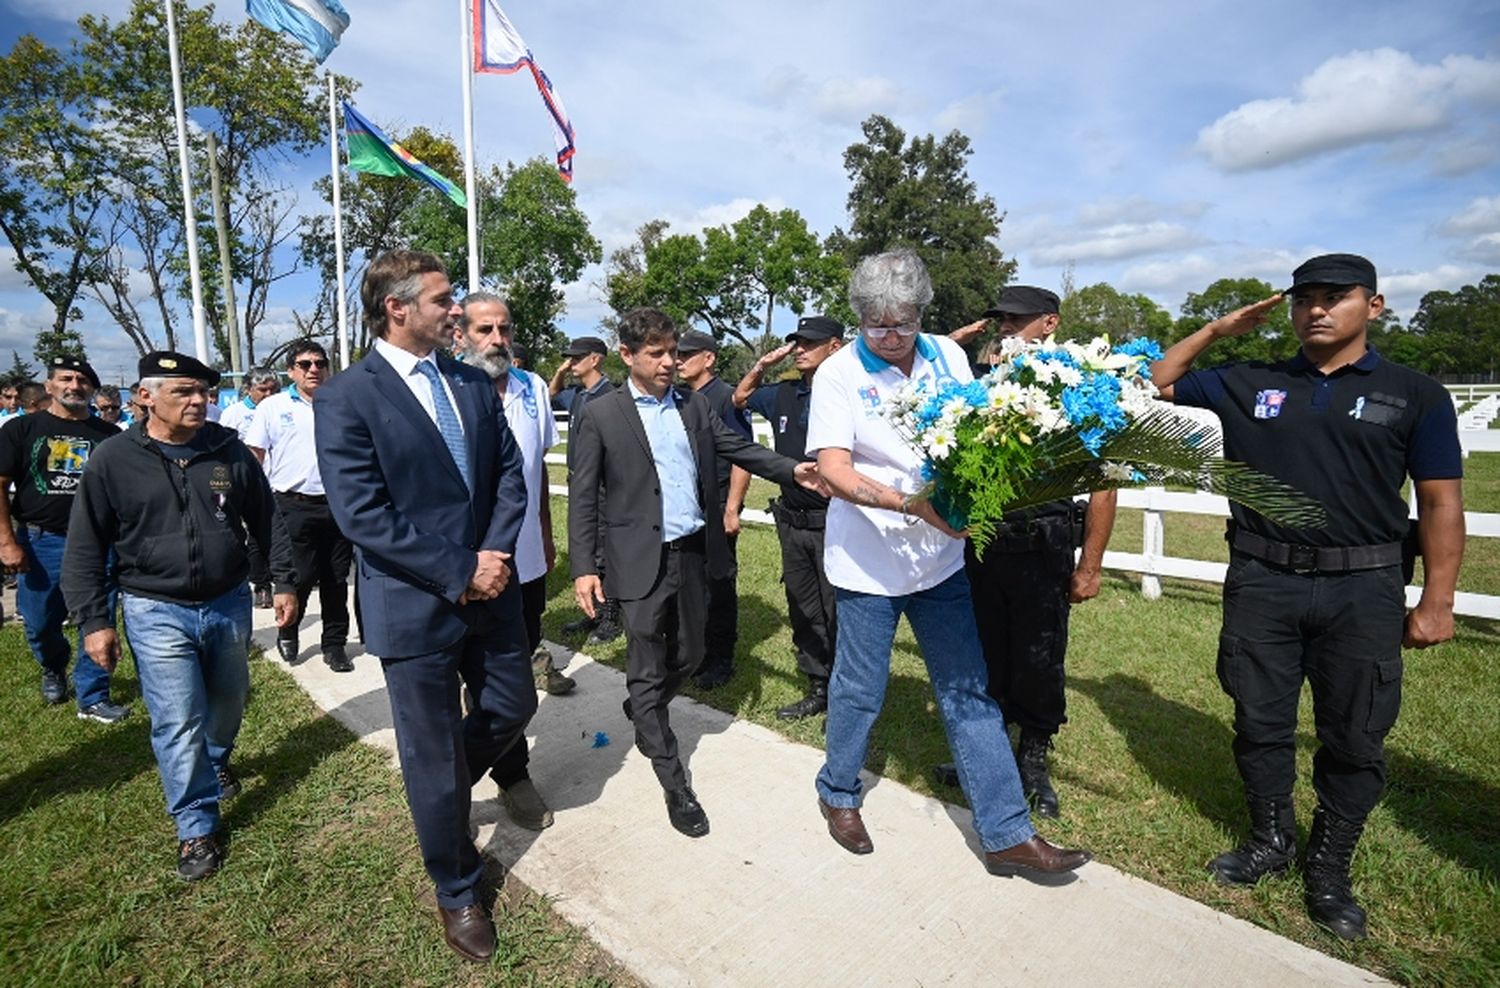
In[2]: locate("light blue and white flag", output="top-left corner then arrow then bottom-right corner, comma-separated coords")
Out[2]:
246,0 -> 351,64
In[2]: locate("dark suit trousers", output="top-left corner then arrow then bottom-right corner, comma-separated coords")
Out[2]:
378,585 -> 537,909
702,526 -> 738,672
622,533 -> 708,790
275,494 -> 353,649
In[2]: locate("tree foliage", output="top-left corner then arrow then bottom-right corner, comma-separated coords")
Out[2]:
828,115 -> 1016,333
604,205 -> 848,349
1170,278 -> 1293,362
1402,274 -> 1500,377
1059,282 -> 1173,343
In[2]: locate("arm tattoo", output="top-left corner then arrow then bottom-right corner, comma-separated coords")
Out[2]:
851,484 -> 885,507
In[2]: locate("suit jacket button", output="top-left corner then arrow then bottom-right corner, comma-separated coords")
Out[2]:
652,524 -> 660,532
653,488 -> 660,496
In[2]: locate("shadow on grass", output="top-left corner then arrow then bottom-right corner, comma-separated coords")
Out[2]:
1069,672 -> 1245,832
1383,748 -> 1500,880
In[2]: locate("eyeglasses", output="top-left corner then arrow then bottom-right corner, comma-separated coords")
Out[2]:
863,322 -> 920,340
294,358 -> 330,370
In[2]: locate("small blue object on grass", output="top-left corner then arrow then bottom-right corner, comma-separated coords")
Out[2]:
592,731 -> 610,748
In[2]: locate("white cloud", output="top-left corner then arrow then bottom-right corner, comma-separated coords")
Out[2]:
1074,198 -> 1207,227
811,76 -> 910,124
1459,234 -> 1500,266
1195,49 -> 1500,171
1381,264 -> 1482,308
1029,222 -> 1204,265
934,91 -> 1003,136
1440,196 -> 1500,236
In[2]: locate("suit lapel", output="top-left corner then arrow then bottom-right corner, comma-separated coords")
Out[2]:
611,388 -> 654,462
367,351 -> 469,494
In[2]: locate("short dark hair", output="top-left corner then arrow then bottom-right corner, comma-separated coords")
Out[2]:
361,250 -> 448,339
616,307 -> 678,352
96,384 -> 121,402
286,339 -> 328,368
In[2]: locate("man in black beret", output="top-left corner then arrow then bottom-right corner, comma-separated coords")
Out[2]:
732,315 -> 846,716
1152,254 -> 1465,940
0,353 -> 131,721
936,286 -> 1118,820
62,351 -> 299,882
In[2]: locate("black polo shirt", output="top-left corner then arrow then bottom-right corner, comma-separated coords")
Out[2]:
691,375 -> 752,499
1173,348 -> 1461,547
747,378 -> 829,511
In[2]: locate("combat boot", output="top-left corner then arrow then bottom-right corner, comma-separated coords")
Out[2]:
1303,807 -> 1368,940
1016,730 -> 1059,818
1208,794 -> 1297,885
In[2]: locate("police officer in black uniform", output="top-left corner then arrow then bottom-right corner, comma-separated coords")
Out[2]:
1152,254 -> 1465,941
733,316 -> 845,718
934,286 -> 1118,817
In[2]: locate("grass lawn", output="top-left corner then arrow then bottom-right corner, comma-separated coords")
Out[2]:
0,629 -> 637,988
543,454 -> 1500,987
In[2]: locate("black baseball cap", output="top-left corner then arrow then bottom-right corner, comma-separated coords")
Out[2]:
139,351 -> 221,387
983,285 -> 1060,318
47,354 -> 100,389
786,315 -> 843,343
562,336 -> 608,358
676,331 -> 719,355
1287,253 -> 1377,294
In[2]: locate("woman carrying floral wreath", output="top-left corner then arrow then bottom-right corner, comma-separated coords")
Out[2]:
805,248 -> 1091,879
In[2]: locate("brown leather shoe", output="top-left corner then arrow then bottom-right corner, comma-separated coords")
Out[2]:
985,835 -> 1091,879
819,799 -> 873,855
438,904 -> 496,963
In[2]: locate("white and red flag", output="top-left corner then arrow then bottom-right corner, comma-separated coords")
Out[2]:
473,0 -> 576,182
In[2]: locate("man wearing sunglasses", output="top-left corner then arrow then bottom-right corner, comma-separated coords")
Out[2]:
246,341 -> 354,672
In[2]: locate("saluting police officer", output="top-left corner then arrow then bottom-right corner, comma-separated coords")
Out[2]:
1151,253 -> 1465,941
935,286 -> 1117,818
732,315 -> 845,718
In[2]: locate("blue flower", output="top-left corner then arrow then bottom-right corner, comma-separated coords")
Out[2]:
1114,338 -> 1164,361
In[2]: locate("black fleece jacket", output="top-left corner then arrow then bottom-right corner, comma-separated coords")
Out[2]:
61,421 -> 296,634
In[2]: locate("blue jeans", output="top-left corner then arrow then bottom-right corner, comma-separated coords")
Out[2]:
123,585 -> 252,840
16,527 -> 116,710
816,568 -> 1036,852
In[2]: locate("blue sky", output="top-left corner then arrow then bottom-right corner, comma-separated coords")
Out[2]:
3,0 -> 1499,381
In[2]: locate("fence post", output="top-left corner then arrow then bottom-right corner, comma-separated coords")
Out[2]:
1141,486 -> 1164,600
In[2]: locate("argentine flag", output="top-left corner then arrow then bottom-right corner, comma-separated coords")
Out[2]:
246,0 -> 350,64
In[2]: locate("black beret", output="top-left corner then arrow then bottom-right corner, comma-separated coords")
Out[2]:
48,354 -> 100,389
983,285 -> 1060,317
138,351 -> 221,387
786,315 -> 844,343
1288,253 -> 1377,294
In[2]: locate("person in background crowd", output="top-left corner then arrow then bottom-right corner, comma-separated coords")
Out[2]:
732,315 -> 845,719
675,330 -> 753,690
807,249 -> 1090,880
247,341 -> 353,673
932,286 -> 1118,820
19,383 -> 49,415
0,382 -> 20,420
509,342 -> 530,371
93,385 -> 127,429
316,250 -> 535,964
123,384 -> 148,427
1151,253 -> 1464,940
62,351 -> 298,881
0,356 -> 130,722
550,336 -> 620,644
568,307 -> 817,839
221,366 -> 281,608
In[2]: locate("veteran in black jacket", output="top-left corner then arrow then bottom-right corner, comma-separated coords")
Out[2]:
62,351 -> 298,883
568,308 -> 819,838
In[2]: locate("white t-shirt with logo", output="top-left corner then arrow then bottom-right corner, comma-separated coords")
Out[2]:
501,369 -> 560,584
244,389 -> 323,495
805,334 -> 971,596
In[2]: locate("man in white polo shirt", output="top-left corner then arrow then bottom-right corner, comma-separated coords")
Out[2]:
246,340 -> 353,672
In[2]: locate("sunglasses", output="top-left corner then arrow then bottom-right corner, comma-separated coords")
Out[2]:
95,403 -> 121,411
294,358 -> 330,370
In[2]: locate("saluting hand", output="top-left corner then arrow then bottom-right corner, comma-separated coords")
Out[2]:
759,343 -> 795,367
84,628 -> 121,673
947,318 -> 989,346
1205,295 -> 1284,339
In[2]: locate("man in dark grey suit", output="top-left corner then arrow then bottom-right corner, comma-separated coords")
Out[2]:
568,308 -> 819,837
316,250 -> 533,965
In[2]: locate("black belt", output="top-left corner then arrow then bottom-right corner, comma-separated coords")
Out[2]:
770,500 -> 826,530
987,514 -> 1070,553
1229,528 -> 1402,574
24,523 -> 68,537
664,530 -> 706,552
276,490 -> 327,504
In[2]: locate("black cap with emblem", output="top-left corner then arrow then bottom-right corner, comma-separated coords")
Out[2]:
1287,253 -> 1377,294
139,351 -> 221,387
786,315 -> 843,343
47,354 -> 101,389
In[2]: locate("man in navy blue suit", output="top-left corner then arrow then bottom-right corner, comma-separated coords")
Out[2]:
315,250 -> 535,964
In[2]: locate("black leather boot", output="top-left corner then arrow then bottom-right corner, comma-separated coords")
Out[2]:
776,678 -> 828,720
1208,795 -> 1297,885
1303,807 -> 1368,940
1017,730 -> 1059,819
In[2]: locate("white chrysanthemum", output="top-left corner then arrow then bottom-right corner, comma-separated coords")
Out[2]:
1054,365 -> 1084,387
987,380 -> 1025,412
927,428 -> 957,459
1100,461 -> 1137,482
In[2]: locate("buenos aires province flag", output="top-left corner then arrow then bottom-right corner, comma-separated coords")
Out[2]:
245,0 -> 351,64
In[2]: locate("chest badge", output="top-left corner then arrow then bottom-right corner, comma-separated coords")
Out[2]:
858,385 -> 881,412
1253,389 -> 1287,420
777,415 -> 788,434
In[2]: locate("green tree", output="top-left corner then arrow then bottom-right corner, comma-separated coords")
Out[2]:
1407,274 -> 1500,376
1058,282 -> 1172,343
2,351 -> 36,386
828,115 -> 1016,333
1171,278 -> 1292,362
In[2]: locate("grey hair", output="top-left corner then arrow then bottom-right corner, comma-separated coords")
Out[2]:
138,376 -> 167,395
848,248 -> 934,324
244,366 -> 278,390
459,291 -> 510,326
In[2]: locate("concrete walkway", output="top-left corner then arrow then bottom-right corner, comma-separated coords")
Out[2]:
253,604 -> 1387,987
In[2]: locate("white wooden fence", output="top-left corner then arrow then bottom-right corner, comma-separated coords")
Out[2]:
546,421 -> 1500,623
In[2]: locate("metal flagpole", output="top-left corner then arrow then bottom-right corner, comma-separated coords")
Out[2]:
328,74 -> 350,369
164,0 -> 209,362
458,0 -> 481,290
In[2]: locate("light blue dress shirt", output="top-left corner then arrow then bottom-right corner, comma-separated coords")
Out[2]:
628,379 -> 704,542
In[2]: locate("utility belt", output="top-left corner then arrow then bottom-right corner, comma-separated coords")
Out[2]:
276,490 -> 328,504
986,504 -> 1080,554
23,523 -> 68,538
769,498 -> 826,531
1227,523 -> 1403,574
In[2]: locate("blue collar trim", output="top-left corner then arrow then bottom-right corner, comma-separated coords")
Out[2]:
855,332 -> 938,373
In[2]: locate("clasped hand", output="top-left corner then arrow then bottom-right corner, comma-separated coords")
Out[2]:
460,549 -> 511,604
